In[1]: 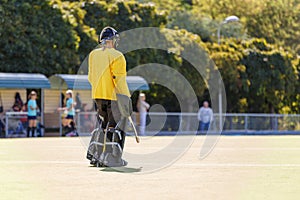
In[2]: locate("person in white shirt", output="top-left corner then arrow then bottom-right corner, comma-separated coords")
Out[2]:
197,101 -> 213,132
137,93 -> 150,136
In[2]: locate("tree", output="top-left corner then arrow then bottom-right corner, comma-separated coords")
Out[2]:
206,40 -> 247,112
118,28 -> 209,112
0,0 -> 80,76
246,0 -> 300,52
193,0 -> 300,52
206,38 -> 299,113
82,1 -> 167,33
50,0 -> 168,62
1,0 -> 299,113
240,39 -> 298,113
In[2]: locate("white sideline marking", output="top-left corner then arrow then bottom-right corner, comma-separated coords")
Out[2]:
173,163 -> 300,167
215,147 -> 300,151
124,147 -> 300,150
0,160 -> 86,164
1,161 -> 300,167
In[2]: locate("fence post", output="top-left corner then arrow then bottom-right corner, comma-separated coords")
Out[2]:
274,115 -> 278,131
77,112 -> 80,134
245,115 -> 248,131
5,113 -> 8,138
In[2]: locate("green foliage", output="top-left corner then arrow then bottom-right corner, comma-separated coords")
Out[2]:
193,0 -> 300,52
83,1 -> 167,32
206,41 -> 245,112
243,55 -> 285,112
0,0 -> 299,113
50,0 -> 168,61
167,9 -> 245,43
136,0 -> 192,10
0,0 -> 80,76
208,38 -> 299,113
122,28 -> 208,112
246,0 -> 300,51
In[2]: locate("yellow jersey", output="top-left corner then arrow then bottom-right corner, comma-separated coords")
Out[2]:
88,47 -> 130,100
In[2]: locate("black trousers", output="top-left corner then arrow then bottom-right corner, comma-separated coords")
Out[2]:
94,99 -> 121,129
94,99 -> 126,150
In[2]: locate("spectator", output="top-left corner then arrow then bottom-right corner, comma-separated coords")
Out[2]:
27,91 -> 38,137
57,90 -> 76,136
0,92 -> 3,113
75,92 -> 82,111
60,93 -> 65,107
197,101 -> 213,132
12,92 -> 23,112
137,93 -> 150,136
82,104 -> 94,132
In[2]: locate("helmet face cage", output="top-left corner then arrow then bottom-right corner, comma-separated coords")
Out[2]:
98,26 -> 120,47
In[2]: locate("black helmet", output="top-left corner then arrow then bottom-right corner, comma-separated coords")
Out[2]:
98,26 -> 119,46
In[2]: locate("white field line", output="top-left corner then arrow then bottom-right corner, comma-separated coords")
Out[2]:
124,147 -> 300,150
0,160 -> 86,164
1,147 -> 300,152
173,163 -> 300,167
1,160 -> 300,167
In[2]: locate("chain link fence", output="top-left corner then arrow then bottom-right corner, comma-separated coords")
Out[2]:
3,112 -> 44,138
76,112 -> 300,136
2,112 -> 299,137
4,112 -> 28,137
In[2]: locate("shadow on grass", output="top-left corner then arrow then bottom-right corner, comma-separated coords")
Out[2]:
100,167 -> 143,173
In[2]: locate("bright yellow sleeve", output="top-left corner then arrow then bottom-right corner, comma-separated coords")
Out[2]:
111,53 -> 130,97
88,52 -> 93,84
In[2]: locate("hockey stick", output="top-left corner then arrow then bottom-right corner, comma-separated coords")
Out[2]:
102,122 -> 110,153
116,94 -> 140,143
128,116 -> 140,143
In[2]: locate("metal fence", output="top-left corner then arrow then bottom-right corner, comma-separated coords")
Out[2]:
3,112 -> 44,138
2,112 -> 299,137
221,113 -> 300,134
4,112 -> 28,137
76,112 -> 300,135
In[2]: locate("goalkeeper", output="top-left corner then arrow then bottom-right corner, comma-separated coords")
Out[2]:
87,26 -> 130,167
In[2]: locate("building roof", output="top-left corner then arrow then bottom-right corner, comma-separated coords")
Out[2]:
49,74 -> 149,91
0,73 -> 51,89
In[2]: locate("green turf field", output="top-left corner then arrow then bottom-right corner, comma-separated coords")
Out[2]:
1,136 -> 300,200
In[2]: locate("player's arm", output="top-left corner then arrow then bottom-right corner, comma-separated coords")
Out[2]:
142,101 -> 150,109
66,99 -> 74,111
197,108 -> 202,121
30,105 -> 37,110
111,54 -> 130,97
57,101 -> 71,112
28,101 -> 35,110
